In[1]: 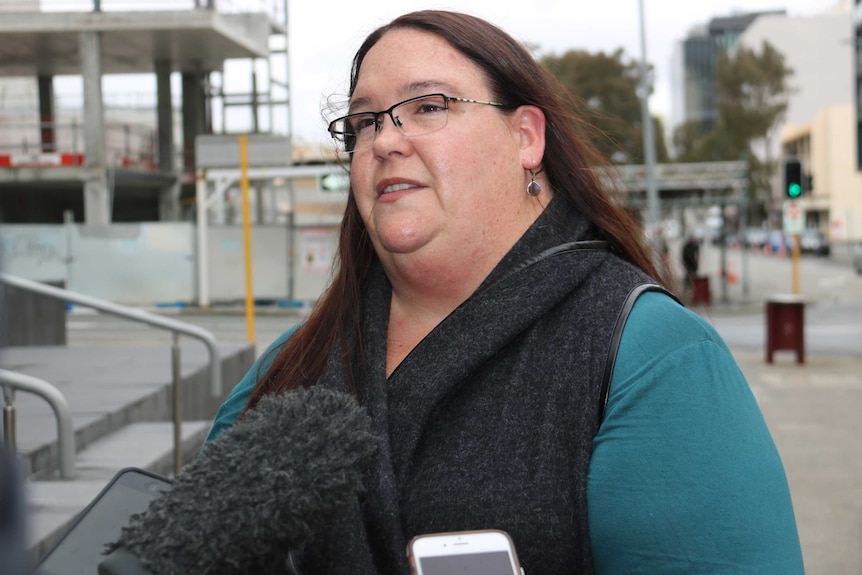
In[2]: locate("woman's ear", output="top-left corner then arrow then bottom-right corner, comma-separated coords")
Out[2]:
517,105 -> 546,169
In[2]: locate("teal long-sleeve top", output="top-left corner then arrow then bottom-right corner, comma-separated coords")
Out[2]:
206,292 -> 804,574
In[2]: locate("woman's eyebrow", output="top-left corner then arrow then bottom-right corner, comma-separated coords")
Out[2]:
347,96 -> 373,113
349,80 -> 458,112
403,80 -> 455,94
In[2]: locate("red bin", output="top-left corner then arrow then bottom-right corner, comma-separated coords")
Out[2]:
691,275 -> 711,306
765,295 -> 805,364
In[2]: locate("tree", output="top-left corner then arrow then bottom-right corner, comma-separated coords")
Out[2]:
541,48 -> 668,164
714,41 -> 792,155
673,119 -> 739,162
673,41 -> 793,215
717,41 -> 793,213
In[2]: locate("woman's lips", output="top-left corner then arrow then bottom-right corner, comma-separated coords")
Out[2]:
382,182 -> 420,194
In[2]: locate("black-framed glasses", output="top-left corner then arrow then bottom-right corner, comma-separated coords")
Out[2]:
328,93 -> 504,154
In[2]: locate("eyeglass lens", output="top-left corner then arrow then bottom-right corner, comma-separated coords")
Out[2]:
334,94 -> 449,153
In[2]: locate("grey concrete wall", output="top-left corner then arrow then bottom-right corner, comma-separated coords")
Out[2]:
0,221 -> 340,305
72,223 -> 195,304
0,280 -> 66,346
207,225 -> 289,302
202,222 -> 340,303
0,224 -> 66,282
0,223 -> 194,304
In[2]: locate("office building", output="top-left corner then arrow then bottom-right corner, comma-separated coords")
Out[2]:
741,2 -> 853,227
781,105 -> 862,242
670,10 -> 783,143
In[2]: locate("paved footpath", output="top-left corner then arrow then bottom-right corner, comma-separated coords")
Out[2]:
687,243 -> 862,573
729,349 -> 862,574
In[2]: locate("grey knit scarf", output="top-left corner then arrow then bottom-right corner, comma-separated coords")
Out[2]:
294,196 -> 655,575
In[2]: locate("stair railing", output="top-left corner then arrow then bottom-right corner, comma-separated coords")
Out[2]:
0,369 -> 76,479
0,273 -> 222,475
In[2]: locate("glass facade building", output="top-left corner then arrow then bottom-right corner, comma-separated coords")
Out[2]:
672,11 -> 784,137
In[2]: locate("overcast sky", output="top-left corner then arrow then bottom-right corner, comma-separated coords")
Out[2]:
276,0 -> 844,144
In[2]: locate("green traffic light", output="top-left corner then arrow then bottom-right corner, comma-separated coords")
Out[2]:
788,183 -> 802,198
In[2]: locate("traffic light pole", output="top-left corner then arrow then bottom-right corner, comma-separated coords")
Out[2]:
783,158 -> 804,295
791,234 -> 801,295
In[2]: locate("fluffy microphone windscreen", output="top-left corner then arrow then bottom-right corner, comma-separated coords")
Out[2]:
108,386 -> 378,575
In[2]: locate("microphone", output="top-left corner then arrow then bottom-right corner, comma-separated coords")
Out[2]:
98,386 -> 378,575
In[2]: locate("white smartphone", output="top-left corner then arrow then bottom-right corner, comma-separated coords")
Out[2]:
37,467 -> 172,575
407,529 -> 523,575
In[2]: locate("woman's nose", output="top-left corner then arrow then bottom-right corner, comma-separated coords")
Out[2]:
371,112 -> 408,153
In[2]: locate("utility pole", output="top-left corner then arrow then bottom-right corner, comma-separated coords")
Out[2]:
638,0 -> 659,231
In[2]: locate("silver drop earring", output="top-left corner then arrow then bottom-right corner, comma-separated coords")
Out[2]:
527,169 -> 542,196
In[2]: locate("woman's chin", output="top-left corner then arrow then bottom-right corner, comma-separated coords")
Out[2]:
377,238 -> 428,257
373,226 -> 433,257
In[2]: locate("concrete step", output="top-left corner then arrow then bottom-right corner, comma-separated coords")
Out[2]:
27,420 -> 211,562
0,341 -> 255,564
1,342 -> 255,479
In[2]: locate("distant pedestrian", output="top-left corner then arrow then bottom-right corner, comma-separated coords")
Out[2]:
682,234 -> 700,280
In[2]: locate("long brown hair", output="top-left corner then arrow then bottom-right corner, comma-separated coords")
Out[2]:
247,10 -> 665,409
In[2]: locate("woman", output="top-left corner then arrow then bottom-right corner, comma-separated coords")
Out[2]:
207,10 -> 803,574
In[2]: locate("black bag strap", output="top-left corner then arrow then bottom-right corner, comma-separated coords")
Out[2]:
599,283 -> 678,423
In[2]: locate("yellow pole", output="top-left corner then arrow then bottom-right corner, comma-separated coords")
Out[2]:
239,135 -> 255,343
791,233 -> 801,295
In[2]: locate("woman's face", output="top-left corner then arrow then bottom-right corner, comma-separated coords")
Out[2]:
348,28 -> 544,277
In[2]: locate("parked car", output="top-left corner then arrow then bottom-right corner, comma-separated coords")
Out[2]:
799,229 -> 830,257
854,243 -> 862,274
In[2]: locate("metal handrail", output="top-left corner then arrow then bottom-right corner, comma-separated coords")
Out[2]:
0,369 -> 77,479
0,273 -> 222,474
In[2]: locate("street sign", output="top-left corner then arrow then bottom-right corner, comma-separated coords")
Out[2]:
783,200 -> 804,235
321,172 -> 350,191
